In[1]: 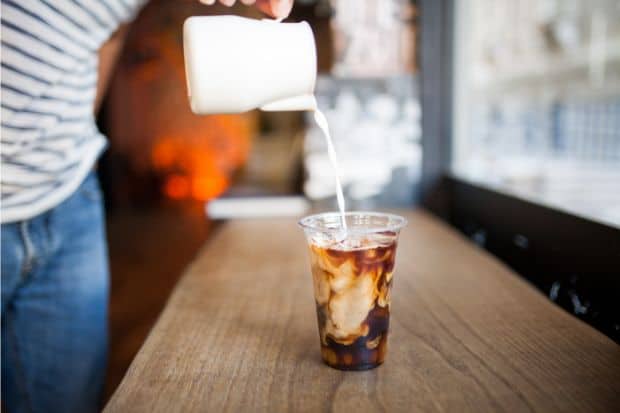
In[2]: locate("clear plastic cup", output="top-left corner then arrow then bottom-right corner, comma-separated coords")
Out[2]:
299,212 -> 407,370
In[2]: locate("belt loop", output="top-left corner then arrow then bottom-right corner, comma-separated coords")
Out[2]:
19,220 -> 36,277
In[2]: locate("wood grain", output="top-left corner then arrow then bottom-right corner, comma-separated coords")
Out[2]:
105,210 -> 620,412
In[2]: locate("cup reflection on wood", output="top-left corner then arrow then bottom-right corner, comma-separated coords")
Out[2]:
300,212 -> 406,370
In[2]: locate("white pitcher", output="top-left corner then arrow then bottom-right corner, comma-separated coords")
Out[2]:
183,15 -> 317,114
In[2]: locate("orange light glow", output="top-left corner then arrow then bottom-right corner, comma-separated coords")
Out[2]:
164,175 -> 190,199
191,174 -> 229,201
150,113 -> 257,202
151,140 -> 178,169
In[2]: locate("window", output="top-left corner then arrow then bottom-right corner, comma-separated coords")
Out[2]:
452,0 -> 620,227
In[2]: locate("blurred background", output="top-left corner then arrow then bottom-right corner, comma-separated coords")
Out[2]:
97,0 -> 619,398
453,0 -> 620,226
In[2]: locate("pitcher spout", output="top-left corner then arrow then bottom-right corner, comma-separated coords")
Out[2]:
260,94 -> 317,112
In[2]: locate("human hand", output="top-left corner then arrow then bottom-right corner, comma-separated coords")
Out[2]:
198,0 -> 294,19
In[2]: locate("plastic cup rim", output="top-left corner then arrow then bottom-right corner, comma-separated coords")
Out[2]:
298,211 -> 408,234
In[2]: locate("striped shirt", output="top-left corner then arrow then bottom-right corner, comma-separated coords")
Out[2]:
1,0 -> 145,223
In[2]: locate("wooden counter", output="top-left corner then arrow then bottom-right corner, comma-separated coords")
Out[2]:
105,210 -> 620,412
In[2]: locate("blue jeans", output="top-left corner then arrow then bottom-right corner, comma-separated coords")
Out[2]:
1,172 -> 109,413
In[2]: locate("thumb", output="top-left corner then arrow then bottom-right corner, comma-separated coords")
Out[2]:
255,0 -> 293,19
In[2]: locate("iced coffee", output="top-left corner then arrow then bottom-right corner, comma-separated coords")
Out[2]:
299,212 -> 406,370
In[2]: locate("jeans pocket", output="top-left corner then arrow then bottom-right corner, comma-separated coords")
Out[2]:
2,223 -> 26,310
79,173 -> 103,203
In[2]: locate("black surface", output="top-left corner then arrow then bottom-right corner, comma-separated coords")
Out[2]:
435,178 -> 620,342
